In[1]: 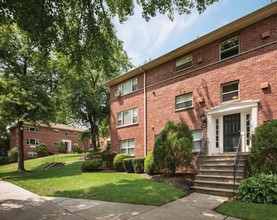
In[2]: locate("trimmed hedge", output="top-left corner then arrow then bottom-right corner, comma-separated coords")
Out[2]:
73,144 -> 83,153
123,158 -> 134,173
132,158 -> 145,173
57,141 -> 67,153
36,143 -> 49,157
113,154 -> 130,171
81,159 -> 103,172
144,151 -> 158,175
101,150 -> 117,169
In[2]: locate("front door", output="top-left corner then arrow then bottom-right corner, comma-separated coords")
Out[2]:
223,113 -> 241,152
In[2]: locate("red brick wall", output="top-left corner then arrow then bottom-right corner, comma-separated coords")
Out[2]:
110,14 -> 277,157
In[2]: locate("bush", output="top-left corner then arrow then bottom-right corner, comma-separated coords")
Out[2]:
144,152 -> 158,175
153,121 -> 193,175
0,156 -> 10,165
57,141 -> 67,153
123,158 -> 134,173
248,120 -> 277,175
81,159 -> 103,172
36,143 -> 49,157
101,150 -> 117,169
132,158 -> 145,173
236,173 -> 277,204
73,144 -> 83,154
9,147 -> 18,162
113,154 -> 131,171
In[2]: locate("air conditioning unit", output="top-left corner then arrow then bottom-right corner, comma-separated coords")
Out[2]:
115,90 -> 121,97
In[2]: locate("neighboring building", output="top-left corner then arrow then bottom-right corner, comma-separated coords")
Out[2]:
105,3 -> 277,158
9,123 -> 90,159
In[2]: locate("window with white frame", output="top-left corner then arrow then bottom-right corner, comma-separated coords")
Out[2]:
176,93 -> 193,110
74,132 -> 79,136
117,108 -> 138,127
192,130 -> 202,151
64,131 -> 69,135
26,138 -> 39,147
120,139 -> 134,156
26,126 -> 39,132
220,36 -> 239,60
221,81 -> 239,102
117,78 -> 138,96
28,151 -> 37,158
175,54 -> 192,71
53,129 -> 59,133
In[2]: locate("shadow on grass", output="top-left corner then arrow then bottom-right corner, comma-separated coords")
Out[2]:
52,178 -> 185,206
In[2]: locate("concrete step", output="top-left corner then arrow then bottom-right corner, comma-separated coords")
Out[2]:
198,169 -> 244,177
195,175 -> 243,183
201,164 -> 245,171
191,186 -> 236,197
204,159 -> 246,165
193,180 -> 240,190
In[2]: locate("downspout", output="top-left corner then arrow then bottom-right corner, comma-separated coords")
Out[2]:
140,67 -> 147,157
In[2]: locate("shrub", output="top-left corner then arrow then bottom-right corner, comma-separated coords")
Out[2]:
101,150 -> 117,169
236,173 -> 277,204
144,151 -> 158,175
113,154 -> 131,171
9,147 -> 18,162
123,158 -> 134,173
106,141 -> 111,151
0,156 -> 10,165
36,143 -> 49,157
248,120 -> 277,175
132,158 -> 145,173
81,159 -> 103,172
73,144 -> 83,154
153,121 -> 193,175
57,141 -> 67,153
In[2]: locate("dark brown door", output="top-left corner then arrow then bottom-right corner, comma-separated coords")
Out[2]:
223,113 -> 241,152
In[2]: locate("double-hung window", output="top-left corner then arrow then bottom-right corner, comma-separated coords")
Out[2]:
220,36 -> 239,60
176,93 -> 193,110
26,138 -> 39,147
117,108 -> 138,127
175,54 -> 192,72
26,126 -> 39,132
117,78 -> 138,96
192,131 -> 202,151
28,151 -> 37,158
221,81 -> 239,102
120,139 -> 135,156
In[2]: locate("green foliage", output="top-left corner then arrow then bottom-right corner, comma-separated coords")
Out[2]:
0,127 -> 10,155
248,120 -> 277,175
153,121 -> 193,175
9,147 -> 18,162
73,144 -> 83,154
101,150 -> 117,169
132,158 -> 145,173
81,159 -> 103,172
36,143 -> 49,157
113,154 -> 131,172
57,141 -> 67,153
144,152 -> 158,175
106,141 -> 111,151
236,173 -> 277,204
123,158 -> 134,173
0,156 -> 10,165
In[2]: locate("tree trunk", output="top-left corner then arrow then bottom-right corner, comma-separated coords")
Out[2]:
17,121 -> 25,172
88,116 -> 97,152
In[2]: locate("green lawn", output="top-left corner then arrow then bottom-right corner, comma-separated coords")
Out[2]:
216,201 -> 277,220
0,154 -> 185,206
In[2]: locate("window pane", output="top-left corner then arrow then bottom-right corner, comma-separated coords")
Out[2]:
193,140 -> 202,150
192,131 -> 202,140
123,111 -> 132,125
220,37 -> 239,59
30,139 -> 36,145
120,141 -> 126,149
221,37 -> 239,51
128,148 -> 134,155
176,55 -> 192,71
122,80 -> 132,95
120,149 -> 127,154
176,100 -> 192,109
222,91 -> 239,102
128,140 -> 134,148
176,93 -> 192,109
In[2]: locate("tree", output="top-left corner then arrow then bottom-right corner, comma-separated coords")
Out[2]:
0,126 -> 10,156
0,24 -> 57,171
153,121 -> 193,175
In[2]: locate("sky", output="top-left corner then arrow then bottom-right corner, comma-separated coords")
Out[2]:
113,0 -> 272,68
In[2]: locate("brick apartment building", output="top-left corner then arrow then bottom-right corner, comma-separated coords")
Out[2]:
105,3 -> 277,158
9,123 -> 90,159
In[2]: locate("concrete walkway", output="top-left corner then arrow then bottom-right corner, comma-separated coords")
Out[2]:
0,180 -> 239,220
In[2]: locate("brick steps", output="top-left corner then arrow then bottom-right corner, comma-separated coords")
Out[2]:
195,174 -> 243,183
191,186 -> 236,197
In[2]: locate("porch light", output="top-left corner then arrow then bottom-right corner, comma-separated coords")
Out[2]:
200,114 -> 207,122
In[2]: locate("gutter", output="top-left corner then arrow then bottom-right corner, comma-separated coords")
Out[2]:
140,67 -> 147,157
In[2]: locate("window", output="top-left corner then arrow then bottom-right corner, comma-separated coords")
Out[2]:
53,129 -> 59,133
221,81 -> 239,102
54,141 -> 58,146
216,119 -> 219,148
192,131 -> 202,151
120,140 -> 134,156
65,131 -> 69,135
246,114 -> 251,146
74,132 -> 79,136
26,138 -> 39,147
175,55 -> 192,71
220,36 -> 239,60
28,151 -> 37,158
117,78 -> 138,96
26,126 -> 39,132
176,93 -> 193,110
117,108 -> 138,127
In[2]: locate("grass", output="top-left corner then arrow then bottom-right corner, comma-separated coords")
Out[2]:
216,201 -> 277,220
0,154 -> 185,206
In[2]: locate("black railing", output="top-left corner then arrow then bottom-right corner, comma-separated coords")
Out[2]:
233,135 -> 242,186
193,139 -> 208,180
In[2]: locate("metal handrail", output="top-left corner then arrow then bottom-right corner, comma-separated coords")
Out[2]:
193,139 -> 208,179
233,135 -> 242,186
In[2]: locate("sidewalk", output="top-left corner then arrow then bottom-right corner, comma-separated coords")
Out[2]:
0,180 -> 239,220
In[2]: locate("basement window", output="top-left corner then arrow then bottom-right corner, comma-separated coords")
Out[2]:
175,54 -> 192,72
220,36 -> 239,60
28,151 -> 37,158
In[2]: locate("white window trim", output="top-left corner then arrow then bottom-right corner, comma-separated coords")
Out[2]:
28,151 -> 37,158
120,139 -> 135,156
117,77 -> 138,96
117,108 -> 138,128
221,81 -> 240,103
175,93 -> 193,111
26,138 -> 39,148
175,54 -> 193,73
26,126 -> 39,132
192,130 -> 202,152
220,36 -> 240,60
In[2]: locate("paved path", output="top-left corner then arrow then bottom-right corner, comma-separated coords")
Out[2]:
0,180 -> 239,220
